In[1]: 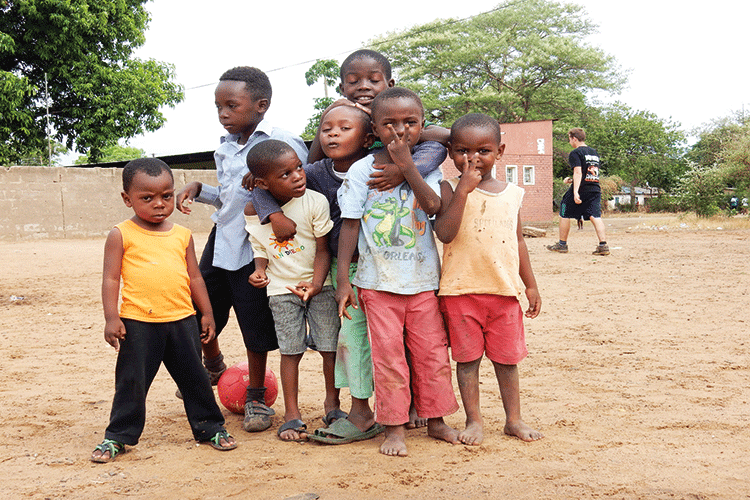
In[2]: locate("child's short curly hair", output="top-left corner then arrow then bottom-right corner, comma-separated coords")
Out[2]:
450,113 -> 502,143
340,49 -> 392,81
220,66 -> 272,101
246,139 -> 296,179
370,87 -> 423,122
122,158 -> 173,192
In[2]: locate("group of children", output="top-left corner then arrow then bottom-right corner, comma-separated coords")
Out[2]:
91,49 -> 543,462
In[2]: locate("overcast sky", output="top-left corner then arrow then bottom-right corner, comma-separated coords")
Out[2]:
109,0 -> 749,159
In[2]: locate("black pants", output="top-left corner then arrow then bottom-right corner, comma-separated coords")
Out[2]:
198,225 -> 278,353
104,317 -> 225,445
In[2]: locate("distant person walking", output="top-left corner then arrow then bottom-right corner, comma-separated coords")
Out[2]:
547,128 -> 609,255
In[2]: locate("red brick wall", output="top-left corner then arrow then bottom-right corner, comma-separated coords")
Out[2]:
440,120 -> 553,225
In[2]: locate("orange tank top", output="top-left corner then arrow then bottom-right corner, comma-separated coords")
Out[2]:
117,220 -> 195,322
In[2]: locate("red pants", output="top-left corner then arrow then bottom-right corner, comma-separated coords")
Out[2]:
359,289 -> 458,426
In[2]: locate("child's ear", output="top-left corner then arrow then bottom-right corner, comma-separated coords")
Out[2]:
363,133 -> 376,149
254,177 -> 269,190
255,99 -> 270,113
121,191 -> 133,207
496,143 -> 506,159
447,141 -> 453,156
387,78 -> 395,88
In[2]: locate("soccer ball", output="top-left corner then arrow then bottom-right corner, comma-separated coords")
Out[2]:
216,362 -> 278,414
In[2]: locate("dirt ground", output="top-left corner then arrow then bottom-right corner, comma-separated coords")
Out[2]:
1,214 -> 749,499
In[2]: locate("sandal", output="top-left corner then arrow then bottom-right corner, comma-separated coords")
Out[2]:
206,430 -> 237,451
277,418 -> 308,442
90,438 -> 124,463
322,408 -> 348,427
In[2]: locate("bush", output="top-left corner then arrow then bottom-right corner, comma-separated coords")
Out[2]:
646,195 -> 680,213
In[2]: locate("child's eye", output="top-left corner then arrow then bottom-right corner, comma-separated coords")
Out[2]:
163,193 -> 173,200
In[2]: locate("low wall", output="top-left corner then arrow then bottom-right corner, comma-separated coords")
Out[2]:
0,166 -> 219,241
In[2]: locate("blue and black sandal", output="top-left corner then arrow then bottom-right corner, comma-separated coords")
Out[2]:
90,438 -> 124,463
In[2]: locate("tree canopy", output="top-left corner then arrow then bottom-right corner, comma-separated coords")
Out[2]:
583,103 -> 686,195
369,0 -> 625,126
0,0 -> 183,165
73,144 -> 146,165
302,59 -> 340,141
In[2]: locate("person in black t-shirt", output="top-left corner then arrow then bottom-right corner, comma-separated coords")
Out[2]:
547,128 -> 609,255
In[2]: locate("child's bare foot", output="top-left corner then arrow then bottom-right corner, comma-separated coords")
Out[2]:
458,420 -> 484,446
380,425 -> 408,457
406,404 -> 427,429
504,420 -> 543,442
427,417 -> 459,444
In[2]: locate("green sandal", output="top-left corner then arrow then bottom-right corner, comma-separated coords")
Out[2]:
207,430 -> 237,451
90,438 -> 124,463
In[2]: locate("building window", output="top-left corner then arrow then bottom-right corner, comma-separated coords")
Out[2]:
506,165 -> 518,184
523,165 -> 535,185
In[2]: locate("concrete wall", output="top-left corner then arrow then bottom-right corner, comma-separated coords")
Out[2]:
0,166 -> 219,241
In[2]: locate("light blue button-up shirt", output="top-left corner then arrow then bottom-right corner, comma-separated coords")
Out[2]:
195,120 -> 308,270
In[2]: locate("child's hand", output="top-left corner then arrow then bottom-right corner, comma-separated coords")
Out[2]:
104,319 -> 127,351
335,282 -> 358,320
456,154 -> 482,194
286,281 -> 320,302
248,269 -> 270,288
524,287 -> 541,319
176,182 -> 202,215
242,171 -> 255,191
200,316 -> 216,344
270,213 -> 297,242
384,124 -> 413,170
368,163 -> 405,191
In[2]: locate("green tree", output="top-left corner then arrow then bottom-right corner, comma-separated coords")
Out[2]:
0,0 -> 183,165
369,0 -> 625,126
302,59 -> 341,141
583,103 -> 686,205
73,144 -> 146,165
674,163 -> 724,217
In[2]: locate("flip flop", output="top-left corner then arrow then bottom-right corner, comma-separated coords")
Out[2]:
90,438 -> 125,463
322,408 -> 348,427
308,419 -> 385,445
277,418 -> 308,442
205,430 -> 237,451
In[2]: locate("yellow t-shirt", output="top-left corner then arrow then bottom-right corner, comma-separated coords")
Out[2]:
438,179 -> 526,299
117,220 -> 195,322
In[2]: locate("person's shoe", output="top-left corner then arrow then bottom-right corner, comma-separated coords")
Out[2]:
546,242 -> 569,253
243,401 -> 275,432
592,244 -> 610,256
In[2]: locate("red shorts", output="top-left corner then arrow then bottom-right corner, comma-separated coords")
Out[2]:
439,294 -> 527,365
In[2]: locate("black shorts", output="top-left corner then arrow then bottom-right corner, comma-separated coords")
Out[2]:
198,226 -> 278,353
560,189 -> 602,220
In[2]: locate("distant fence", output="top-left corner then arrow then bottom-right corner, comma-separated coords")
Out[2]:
0,166 -> 219,241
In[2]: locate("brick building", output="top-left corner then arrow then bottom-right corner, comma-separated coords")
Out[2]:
441,119 -> 553,225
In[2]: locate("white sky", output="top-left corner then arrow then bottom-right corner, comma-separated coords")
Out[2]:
108,0 -> 749,159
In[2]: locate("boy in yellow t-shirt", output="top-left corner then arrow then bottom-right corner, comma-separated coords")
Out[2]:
91,158 -> 235,463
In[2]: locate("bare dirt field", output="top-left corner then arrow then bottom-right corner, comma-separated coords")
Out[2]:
1,213 -> 749,499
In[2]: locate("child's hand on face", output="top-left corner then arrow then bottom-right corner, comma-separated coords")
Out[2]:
384,124 -> 413,170
242,171 -> 255,191
456,154 -> 482,194
248,269 -> 270,288
104,319 -> 127,351
200,316 -> 216,344
524,287 -> 541,319
286,281 -> 320,302
367,163 -> 406,191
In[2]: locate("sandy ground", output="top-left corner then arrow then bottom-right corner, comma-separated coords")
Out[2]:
1,214 -> 749,499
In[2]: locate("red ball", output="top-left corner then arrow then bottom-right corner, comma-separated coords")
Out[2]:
216,362 -> 278,414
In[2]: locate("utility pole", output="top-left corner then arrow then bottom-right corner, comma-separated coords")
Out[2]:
45,72 -> 52,166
